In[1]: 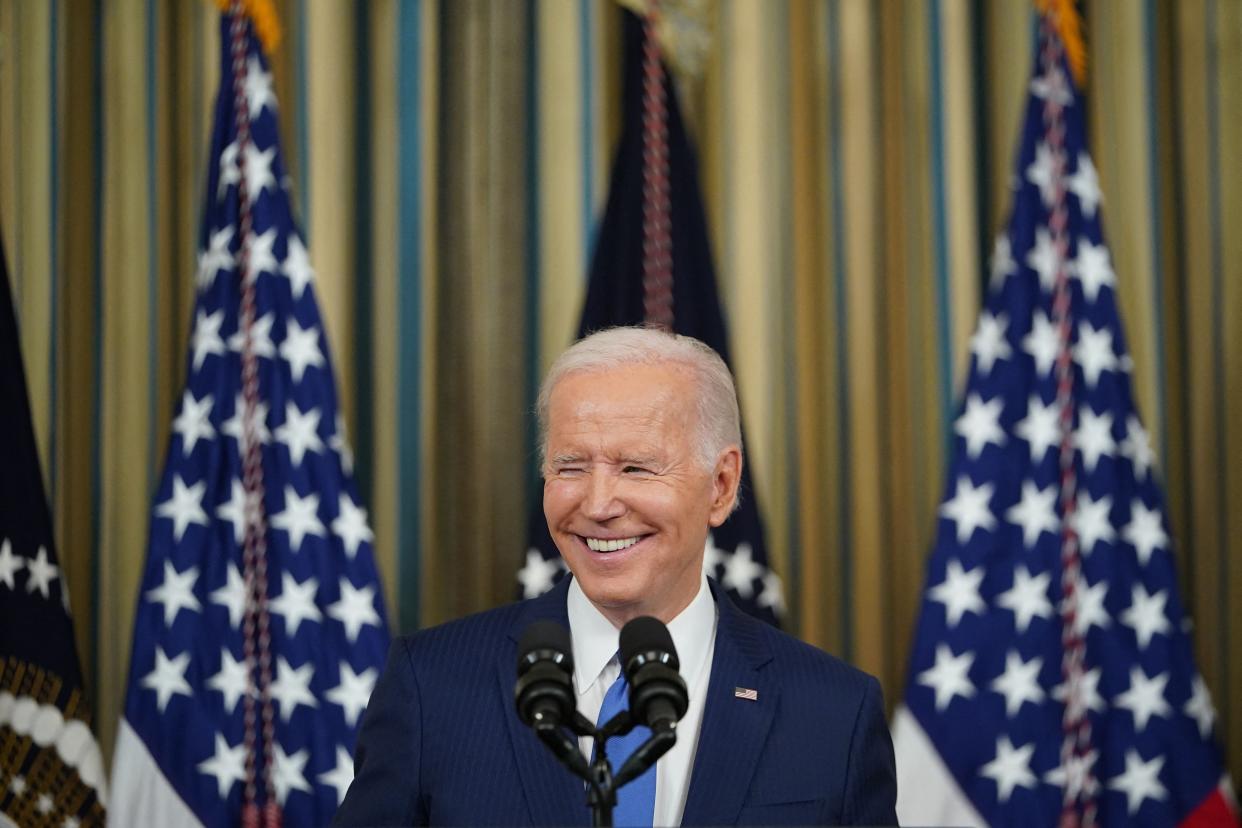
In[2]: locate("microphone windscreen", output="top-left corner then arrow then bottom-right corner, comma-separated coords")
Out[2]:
619,615 -> 680,672
517,620 -> 574,674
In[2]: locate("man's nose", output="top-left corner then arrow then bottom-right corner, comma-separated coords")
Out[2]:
581,470 -> 625,521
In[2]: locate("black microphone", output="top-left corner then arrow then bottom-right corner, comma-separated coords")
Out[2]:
619,616 -> 689,734
515,620 -> 576,729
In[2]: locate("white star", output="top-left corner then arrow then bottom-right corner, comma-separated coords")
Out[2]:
245,55 -> 277,118
917,644 -> 975,712
1030,65 -> 1071,106
721,542 -> 763,599
208,647 -> 251,714
970,312 -> 1012,376
36,793 -> 53,814
989,650 -> 1045,717
1026,141 -> 1059,207
1120,583 -> 1170,650
217,141 -> 240,198
1022,310 -> 1061,377
1004,481 -> 1059,549
1071,237 -> 1115,302
1068,152 -> 1101,217
980,736 -> 1037,801
1052,665 -> 1105,723
996,565 -> 1053,633
1074,405 -> 1116,473
1074,322 -> 1118,388
197,733 -> 247,799
243,144 -> 276,198
328,578 -> 382,643
0,538 -> 24,589
155,474 -> 209,542
216,479 -> 249,546
1064,575 -> 1111,638
989,235 -> 1016,291
1123,500 -> 1167,567
1070,491 -> 1114,555
172,390 -> 216,456
330,413 -> 354,476
955,393 -> 1006,458
1114,666 -> 1171,731
939,475 -> 996,544
270,656 -> 318,722
272,744 -> 313,805
142,646 -> 192,712
282,234 -> 316,300
63,816 -> 81,828
280,319 -> 325,383
757,569 -> 786,615
318,745 -> 356,806
927,559 -> 985,627
517,549 -> 560,598
191,309 -> 226,371
246,227 -> 279,282
24,546 -> 59,600
1025,227 -> 1061,292
332,493 -> 374,559
210,564 -> 248,629
227,311 -> 277,359
274,402 -> 325,467
327,662 -> 378,728
270,571 -> 322,636
1120,415 -> 1155,480
145,560 -> 201,626
8,775 -> 25,796
1044,748 -> 1099,801
196,226 -> 234,290
1107,749 -> 1166,815
270,485 -> 326,553
221,394 -> 271,446
1185,675 -> 1216,738
1015,394 -> 1061,463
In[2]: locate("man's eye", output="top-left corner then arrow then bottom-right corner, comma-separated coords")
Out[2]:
557,466 -> 585,475
622,465 -> 651,474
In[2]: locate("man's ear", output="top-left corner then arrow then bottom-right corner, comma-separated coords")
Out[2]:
707,446 -> 743,527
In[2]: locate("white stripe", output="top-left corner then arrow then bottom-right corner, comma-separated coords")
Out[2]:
107,718 -> 203,828
892,705 -> 985,828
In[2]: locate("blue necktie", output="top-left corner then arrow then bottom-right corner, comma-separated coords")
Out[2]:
596,669 -> 657,827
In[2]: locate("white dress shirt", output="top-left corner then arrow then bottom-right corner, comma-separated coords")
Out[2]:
567,574 -> 717,827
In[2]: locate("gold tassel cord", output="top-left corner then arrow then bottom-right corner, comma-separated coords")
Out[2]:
1035,0 -> 1086,86
213,0 -> 282,55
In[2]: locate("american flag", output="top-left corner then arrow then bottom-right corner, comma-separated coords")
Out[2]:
893,13 -> 1237,828
518,9 -> 784,626
108,9 -> 389,827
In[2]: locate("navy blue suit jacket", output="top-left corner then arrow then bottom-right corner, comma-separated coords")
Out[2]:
332,579 -> 896,826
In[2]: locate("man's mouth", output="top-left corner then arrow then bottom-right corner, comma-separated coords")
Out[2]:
583,536 -> 643,553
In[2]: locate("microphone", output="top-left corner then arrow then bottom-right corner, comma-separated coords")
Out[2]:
515,620 -> 576,729
619,616 -> 689,734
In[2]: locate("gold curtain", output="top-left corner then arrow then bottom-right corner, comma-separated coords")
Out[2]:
1,0 -> 1239,782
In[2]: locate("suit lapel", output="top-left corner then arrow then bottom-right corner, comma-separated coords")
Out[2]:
681,582 -> 776,826
497,578 -> 588,826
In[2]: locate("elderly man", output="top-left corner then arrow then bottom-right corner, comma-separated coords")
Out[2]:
333,326 -> 897,826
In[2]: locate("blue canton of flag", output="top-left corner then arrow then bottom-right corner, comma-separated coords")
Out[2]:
893,18 -> 1237,828
108,13 -> 389,827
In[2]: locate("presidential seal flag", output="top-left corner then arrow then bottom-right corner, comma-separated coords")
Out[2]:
108,4 -> 389,826
893,5 -> 1238,826
0,236 -> 107,827
519,5 -> 784,626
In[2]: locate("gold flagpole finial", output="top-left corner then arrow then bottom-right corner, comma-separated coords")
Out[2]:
1035,0 -> 1086,86
213,0 -> 282,55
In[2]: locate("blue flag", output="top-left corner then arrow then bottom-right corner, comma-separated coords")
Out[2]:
892,17 -> 1237,827
518,10 -> 783,626
109,12 -> 389,827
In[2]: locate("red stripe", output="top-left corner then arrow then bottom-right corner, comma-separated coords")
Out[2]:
1179,786 -> 1239,828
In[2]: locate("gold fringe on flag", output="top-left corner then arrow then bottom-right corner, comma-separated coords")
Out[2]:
213,0 -> 282,55
1035,0 -> 1086,86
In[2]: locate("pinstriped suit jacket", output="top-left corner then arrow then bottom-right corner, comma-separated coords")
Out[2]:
332,578 -> 897,826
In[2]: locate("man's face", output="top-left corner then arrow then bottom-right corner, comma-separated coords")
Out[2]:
542,362 -> 740,627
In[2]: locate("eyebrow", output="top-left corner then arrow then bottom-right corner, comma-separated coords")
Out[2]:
548,453 -> 586,465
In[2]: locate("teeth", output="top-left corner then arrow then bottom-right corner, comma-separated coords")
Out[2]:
585,536 -> 641,552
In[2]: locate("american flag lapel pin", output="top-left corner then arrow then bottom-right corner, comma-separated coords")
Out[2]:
734,686 -> 758,701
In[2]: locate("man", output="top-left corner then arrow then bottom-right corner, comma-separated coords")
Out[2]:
333,327 -> 897,826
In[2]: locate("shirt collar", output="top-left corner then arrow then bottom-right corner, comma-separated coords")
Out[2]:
566,573 -> 716,695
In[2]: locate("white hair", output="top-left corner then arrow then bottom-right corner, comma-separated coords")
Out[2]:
536,326 -> 743,472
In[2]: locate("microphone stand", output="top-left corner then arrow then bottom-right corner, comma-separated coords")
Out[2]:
531,708 -> 676,827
